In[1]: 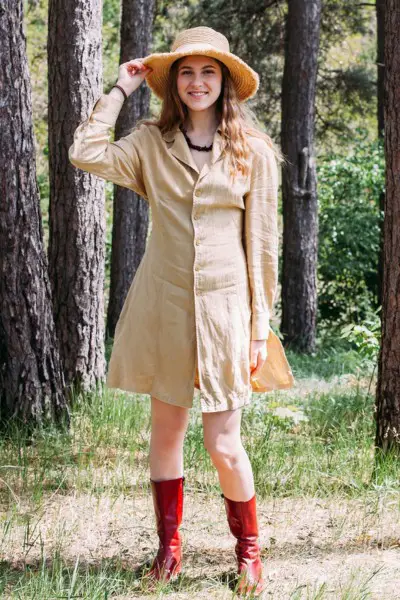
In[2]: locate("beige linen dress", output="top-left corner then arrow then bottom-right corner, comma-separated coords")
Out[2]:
68,93 -> 295,412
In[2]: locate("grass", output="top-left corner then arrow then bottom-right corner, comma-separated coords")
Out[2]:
0,337 -> 399,598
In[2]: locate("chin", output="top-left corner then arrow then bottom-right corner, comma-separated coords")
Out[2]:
184,97 -> 218,110
189,105 -> 213,111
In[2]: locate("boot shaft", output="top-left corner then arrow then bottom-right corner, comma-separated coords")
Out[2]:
150,476 -> 185,545
222,493 -> 259,539
222,492 -> 265,596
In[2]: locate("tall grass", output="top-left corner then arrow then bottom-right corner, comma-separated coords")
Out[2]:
1,341 -> 398,507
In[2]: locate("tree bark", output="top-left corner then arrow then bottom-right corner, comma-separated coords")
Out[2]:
106,0 -> 156,340
47,0 -> 106,393
280,0 -> 321,353
0,0 -> 67,426
375,0 -> 400,452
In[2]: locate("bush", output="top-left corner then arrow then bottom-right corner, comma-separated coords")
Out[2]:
317,134 -> 384,329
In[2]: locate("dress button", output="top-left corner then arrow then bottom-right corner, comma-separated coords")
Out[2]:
195,265 -> 200,271
193,214 -> 199,220
194,189 -> 201,197
195,239 -> 200,246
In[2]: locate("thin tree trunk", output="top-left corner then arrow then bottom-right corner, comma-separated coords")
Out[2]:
280,0 -> 321,353
375,0 -> 400,452
0,0 -> 67,426
47,0 -> 106,393
376,0 -> 385,308
106,0 -> 156,340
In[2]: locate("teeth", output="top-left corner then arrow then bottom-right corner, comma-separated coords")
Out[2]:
190,92 -> 207,96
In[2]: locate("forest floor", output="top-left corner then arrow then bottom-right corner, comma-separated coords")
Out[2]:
1,347 -> 400,598
3,485 -> 400,598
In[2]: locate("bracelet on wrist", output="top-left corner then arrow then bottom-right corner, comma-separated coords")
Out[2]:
111,84 -> 128,101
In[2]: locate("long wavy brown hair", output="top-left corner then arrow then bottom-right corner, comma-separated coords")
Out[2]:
136,56 -> 285,181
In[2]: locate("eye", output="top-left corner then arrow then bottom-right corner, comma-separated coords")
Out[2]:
180,69 -> 216,75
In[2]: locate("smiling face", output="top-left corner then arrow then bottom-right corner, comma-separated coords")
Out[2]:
176,55 -> 223,112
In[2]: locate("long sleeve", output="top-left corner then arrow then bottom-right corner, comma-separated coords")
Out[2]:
68,93 -> 148,199
244,145 -> 279,341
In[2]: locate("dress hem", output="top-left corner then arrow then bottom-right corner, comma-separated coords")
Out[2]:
105,377 -> 193,409
105,377 -> 253,413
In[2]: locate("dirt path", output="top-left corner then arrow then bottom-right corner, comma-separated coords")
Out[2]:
3,487 -> 400,598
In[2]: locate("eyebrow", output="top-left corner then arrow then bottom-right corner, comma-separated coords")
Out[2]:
178,64 -> 217,70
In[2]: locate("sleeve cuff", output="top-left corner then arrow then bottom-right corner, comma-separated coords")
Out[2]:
89,93 -> 125,127
251,312 -> 270,340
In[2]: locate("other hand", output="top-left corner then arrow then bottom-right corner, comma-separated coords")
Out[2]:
250,339 -> 267,379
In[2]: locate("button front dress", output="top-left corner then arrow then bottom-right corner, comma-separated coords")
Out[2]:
68,93 -> 295,412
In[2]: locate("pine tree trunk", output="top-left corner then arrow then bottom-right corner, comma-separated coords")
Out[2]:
376,0 -> 385,308
0,0 -> 67,426
280,0 -> 321,353
47,0 -> 106,393
106,0 -> 156,339
375,0 -> 400,452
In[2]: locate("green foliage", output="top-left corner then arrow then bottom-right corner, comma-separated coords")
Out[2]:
339,313 -> 381,363
103,0 -> 122,87
317,134 -> 384,328
316,1 -> 377,148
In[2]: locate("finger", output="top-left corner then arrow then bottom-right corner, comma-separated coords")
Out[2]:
126,65 -> 152,78
130,59 -> 149,69
126,61 -> 144,70
134,64 -> 152,73
125,60 -> 145,71
249,348 -> 257,372
252,351 -> 265,377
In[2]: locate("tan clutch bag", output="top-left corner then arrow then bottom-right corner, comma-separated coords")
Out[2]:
250,328 -> 295,392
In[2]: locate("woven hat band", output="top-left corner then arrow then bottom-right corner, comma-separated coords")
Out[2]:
171,42 -> 224,55
171,29 -> 230,53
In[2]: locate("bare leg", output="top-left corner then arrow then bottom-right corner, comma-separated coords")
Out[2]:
149,396 -> 190,481
202,408 -> 255,501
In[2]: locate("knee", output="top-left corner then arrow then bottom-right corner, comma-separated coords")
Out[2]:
151,421 -> 187,450
204,438 -> 244,470
151,396 -> 189,443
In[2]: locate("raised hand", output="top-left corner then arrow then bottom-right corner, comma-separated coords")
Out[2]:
115,59 -> 153,97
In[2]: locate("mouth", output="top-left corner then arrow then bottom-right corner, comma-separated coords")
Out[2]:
188,91 -> 208,97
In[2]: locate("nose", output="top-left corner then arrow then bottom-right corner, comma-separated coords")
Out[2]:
191,73 -> 205,87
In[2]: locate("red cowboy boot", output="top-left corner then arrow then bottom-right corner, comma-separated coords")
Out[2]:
145,476 -> 185,582
222,492 -> 266,596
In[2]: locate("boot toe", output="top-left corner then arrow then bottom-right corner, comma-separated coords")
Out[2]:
146,552 -> 182,581
237,570 -> 266,596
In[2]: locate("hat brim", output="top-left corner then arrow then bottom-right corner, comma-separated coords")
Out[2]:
141,44 -> 259,102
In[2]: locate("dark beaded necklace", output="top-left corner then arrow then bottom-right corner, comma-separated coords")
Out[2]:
180,125 -> 213,152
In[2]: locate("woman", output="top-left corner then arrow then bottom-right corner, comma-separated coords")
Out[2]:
69,26 -> 294,597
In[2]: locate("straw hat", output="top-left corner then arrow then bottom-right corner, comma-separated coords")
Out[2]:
141,26 -> 259,102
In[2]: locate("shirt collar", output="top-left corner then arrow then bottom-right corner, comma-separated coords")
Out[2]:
161,124 -> 225,176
